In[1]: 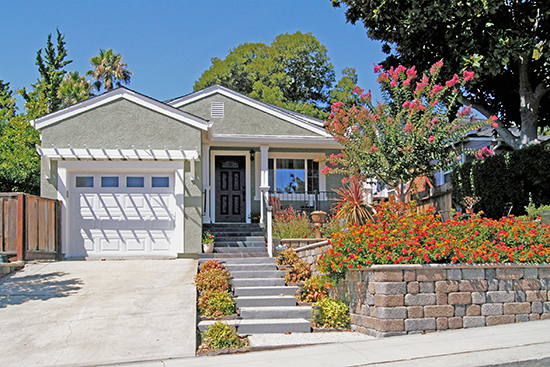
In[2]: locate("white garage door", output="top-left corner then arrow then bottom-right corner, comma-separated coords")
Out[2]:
69,173 -> 177,257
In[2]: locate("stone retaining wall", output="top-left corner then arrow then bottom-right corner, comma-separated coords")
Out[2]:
332,263 -> 550,337
291,239 -> 330,275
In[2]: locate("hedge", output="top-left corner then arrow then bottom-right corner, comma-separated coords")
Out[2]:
451,143 -> 550,218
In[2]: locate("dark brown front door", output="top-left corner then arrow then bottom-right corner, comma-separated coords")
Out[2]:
215,156 -> 246,222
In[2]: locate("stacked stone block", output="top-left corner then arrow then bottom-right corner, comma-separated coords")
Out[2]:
334,264 -> 550,338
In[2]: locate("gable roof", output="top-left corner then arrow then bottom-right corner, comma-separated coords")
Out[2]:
167,84 -> 332,138
31,87 -> 210,131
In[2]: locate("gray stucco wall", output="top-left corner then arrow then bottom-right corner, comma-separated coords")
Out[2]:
39,98 -> 204,254
179,94 -> 322,137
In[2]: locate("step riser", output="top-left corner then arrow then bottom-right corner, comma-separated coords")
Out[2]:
236,323 -> 311,334
214,248 -> 267,253
225,264 -> 277,272
215,236 -> 265,241
240,308 -> 312,320
214,242 -> 266,248
232,279 -> 286,287
234,287 -> 298,297
236,298 -> 297,308
231,271 -> 286,279
199,253 -> 269,259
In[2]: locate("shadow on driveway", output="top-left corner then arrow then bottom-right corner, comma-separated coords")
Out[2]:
0,271 -> 83,308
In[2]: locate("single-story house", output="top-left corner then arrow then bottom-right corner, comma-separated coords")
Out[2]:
32,85 -> 343,259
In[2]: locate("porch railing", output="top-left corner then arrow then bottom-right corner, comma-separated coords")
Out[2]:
266,190 -> 339,215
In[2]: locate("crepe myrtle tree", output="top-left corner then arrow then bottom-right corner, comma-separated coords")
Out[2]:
323,61 -> 484,202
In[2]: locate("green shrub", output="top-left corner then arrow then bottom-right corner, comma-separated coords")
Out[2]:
200,259 -> 225,272
276,248 -> 299,266
201,321 -> 247,350
198,291 -> 235,318
195,267 -> 231,293
525,202 -> 550,220
273,207 -> 315,238
313,297 -> 350,329
452,144 -> 550,219
298,275 -> 330,303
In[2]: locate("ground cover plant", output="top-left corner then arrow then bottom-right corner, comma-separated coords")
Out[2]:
277,248 -> 312,284
317,199 -> 550,280
298,275 -> 330,303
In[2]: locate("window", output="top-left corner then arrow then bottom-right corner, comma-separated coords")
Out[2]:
268,158 -> 319,193
152,176 -> 169,188
126,177 -> 144,188
101,176 -> 119,188
76,176 -> 94,188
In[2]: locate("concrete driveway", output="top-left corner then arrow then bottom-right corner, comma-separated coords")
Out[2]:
0,259 -> 198,367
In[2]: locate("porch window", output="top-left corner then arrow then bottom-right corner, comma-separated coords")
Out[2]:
268,158 -> 319,193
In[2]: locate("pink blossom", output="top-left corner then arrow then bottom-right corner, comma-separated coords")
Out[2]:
373,64 -> 383,73
457,106 -> 472,117
463,70 -> 475,81
431,118 -> 438,125
475,152 -> 484,160
377,72 -> 389,83
402,101 -> 411,109
404,121 -> 414,133
403,79 -> 411,86
406,66 -> 417,79
488,115 -> 498,129
331,101 -> 344,112
390,79 -> 397,88
395,65 -> 407,75
321,166 -> 331,175
428,136 -> 435,143
445,74 -> 460,87
430,84 -> 444,96
352,85 -> 364,95
430,60 -> 444,74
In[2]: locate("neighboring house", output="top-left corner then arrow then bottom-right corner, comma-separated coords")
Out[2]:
32,85 -> 343,259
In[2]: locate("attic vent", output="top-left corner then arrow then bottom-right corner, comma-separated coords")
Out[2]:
211,102 -> 224,118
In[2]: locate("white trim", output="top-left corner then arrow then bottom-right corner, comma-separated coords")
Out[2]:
57,160 -> 185,258
169,85 -> 331,138
254,152 -> 326,200
209,134 -> 339,146
209,150 -> 251,223
32,88 -> 209,131
202,145 -> 211,223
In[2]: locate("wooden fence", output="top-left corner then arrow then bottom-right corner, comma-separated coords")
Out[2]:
0,193 -> 62,261
411,182 -> 453,214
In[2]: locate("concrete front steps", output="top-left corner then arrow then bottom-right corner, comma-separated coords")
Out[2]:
203,223 -> 267,255
197,256 -> 312,334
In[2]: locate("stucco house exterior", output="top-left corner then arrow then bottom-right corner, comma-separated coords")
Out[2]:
32,85 -> 343,259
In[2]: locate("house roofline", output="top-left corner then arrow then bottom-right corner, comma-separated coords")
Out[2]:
168,84 -> 331,138
32,87 -> 210,131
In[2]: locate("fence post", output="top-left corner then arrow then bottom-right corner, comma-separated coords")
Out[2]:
55,200 -> 63,260
16,193 -> 26,261
266,205 -> 273,257
314,190 -> 319,211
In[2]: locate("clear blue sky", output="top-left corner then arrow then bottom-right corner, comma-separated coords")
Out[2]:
1,0 -> 386,109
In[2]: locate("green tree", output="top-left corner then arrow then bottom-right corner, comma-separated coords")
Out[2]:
86,48 -> 133,92
21,29 -> 72,118
58,71 -> 93,108
0,85 -> 40,194
324,61 -> 482,201
194,31 -> 337,118
332,0 -> 550,149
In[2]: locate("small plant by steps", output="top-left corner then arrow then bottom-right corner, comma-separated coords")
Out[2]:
198,291 -> 235,318
199,321 -> 247,351
313,297 -> 350,329
298,275 -> 330,303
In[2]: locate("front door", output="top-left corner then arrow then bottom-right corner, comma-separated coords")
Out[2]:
215,156 -> 246,222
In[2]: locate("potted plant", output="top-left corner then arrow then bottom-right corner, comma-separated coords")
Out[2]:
202,231 -> 215,253
249,211 -> 261,223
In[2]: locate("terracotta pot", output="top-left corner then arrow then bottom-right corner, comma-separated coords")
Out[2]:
202,243 -> 214,253
310,211 -> 327,223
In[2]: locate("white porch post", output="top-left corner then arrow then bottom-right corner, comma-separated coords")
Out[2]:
202,144 -> 211,223
259,145 -> 270,223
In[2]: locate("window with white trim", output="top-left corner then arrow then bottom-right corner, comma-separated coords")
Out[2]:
268,158 -> 319,193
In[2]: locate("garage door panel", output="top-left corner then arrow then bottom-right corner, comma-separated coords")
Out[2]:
70,173 -> 177,257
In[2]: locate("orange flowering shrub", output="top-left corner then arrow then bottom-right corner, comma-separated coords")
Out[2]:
317,200 -> 550,280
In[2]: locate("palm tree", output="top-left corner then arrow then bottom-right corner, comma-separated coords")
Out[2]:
58,71 -> 92,107
86,49 -> 132,92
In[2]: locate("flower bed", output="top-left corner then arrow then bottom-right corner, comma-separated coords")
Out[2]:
317,200 -> 550,281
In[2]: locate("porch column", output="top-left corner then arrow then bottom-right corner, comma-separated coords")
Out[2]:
202,144 -> 211,223
259,145 -> 270,223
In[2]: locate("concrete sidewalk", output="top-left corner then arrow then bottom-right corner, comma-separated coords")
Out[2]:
0,259 -> 198,367
113,319 -> 550,367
